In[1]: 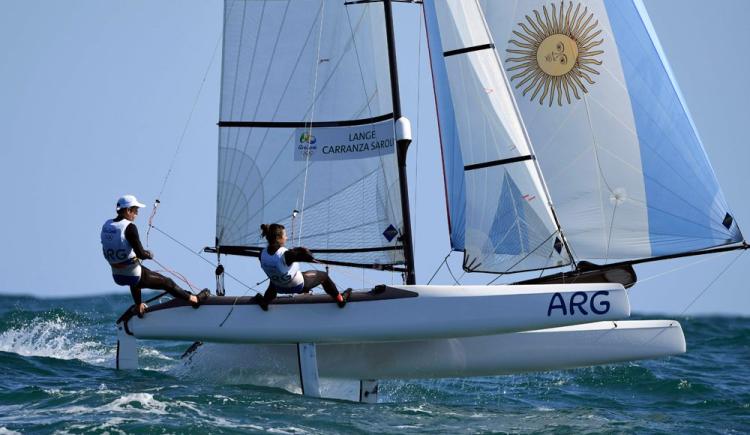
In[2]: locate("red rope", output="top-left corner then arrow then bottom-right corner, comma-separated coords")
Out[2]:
145,199 -> 161,247
150,257 -> 201,293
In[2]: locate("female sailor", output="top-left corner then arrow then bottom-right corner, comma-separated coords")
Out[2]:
100,194 -> 209,317
254,223 -> 351,311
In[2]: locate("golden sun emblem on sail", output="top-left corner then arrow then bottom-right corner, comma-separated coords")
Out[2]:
506,1 -> 604,107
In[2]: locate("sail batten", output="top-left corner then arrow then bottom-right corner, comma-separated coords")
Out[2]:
464,155 -> 535,171
218,113 -> 395,129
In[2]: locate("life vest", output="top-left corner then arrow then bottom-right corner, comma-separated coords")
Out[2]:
101,219 -> 136,264
260,246 -> 303,289
100,219 -> 141,284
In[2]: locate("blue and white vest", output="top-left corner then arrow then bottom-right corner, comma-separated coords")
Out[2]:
100,219 -> 141,285
260,246 -> 303,289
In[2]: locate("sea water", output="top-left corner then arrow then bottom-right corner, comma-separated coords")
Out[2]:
0,293 -> 748,434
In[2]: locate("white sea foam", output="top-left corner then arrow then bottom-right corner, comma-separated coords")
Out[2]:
86,394 -> 267,431
81,418 -> 128,435
0,316 -> 113,366
138,348 -> 175,361
0,428 -> 22,435
59,393 -> 170,416
99,393 -> 169,414
267,427 -> 311,434
211,394 -> 237,405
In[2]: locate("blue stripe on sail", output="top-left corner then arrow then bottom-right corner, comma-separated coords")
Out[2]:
424,0 -> 466,250
490,172 -> 528,255
604,0 -> 741,255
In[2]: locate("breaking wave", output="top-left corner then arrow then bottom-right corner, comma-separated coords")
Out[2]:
0,315 -> 113,366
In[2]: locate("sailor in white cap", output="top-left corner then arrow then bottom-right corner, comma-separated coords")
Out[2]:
100,194 -> 209,317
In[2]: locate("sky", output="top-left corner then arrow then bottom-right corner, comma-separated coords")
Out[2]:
0,0 -> 748,315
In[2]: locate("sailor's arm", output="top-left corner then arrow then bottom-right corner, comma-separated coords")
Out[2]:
284,247 -> 315,264
124,224 -> 153,260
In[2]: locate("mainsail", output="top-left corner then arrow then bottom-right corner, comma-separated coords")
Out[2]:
425,0 -> 743,275
215,0 -> 406,271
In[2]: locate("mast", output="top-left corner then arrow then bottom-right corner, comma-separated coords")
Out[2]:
383,0 -> 416,285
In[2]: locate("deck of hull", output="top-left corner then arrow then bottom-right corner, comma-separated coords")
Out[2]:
124,283 -> 630,343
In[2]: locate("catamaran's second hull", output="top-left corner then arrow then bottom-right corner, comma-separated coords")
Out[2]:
124,284 -> 630,344
179,320 -> 685,381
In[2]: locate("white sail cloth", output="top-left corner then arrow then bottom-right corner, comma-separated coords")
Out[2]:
425,0 -> 742,274
424,0 -> 572,273
217,0 -> 404,268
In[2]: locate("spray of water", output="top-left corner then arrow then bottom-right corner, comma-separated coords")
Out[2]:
0,316 -> 113,366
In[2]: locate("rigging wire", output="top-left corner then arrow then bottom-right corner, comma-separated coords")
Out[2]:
156,28 -> 222,201
150,257 -> 202,293
219,270 -> 272,328
219,285 -> 255,327
311,260 -> 382,288
150,225 -> 261,294
146,24 -> 223,247
426,251 -> 451,285
591,249 -> 746,345
445,258 -> 461,285
344,3 -> 378,287
676,249 -> 745,315
298,0 -> 327,246
412,3 -> 423,253
637,251 -> 731,284
639,250 -> 746,346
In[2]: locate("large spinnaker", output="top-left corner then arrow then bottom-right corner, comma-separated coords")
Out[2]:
424,0 -> 573,273
482,0 -> 743,262
216,0 -> 405,270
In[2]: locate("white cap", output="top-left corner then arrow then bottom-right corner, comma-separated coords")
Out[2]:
116,194 -> 146,211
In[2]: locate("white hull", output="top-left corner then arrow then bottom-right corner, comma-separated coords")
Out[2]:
126,284 -> 629,343
182,320 -> 685,380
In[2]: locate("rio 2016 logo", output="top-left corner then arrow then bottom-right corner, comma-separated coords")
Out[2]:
299,132 -> 316,144
297,132 -> 317,158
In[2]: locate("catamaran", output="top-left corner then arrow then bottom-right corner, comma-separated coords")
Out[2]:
115,0 -> 746,402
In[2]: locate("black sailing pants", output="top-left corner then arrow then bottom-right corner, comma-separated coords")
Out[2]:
129,265 -> 192,306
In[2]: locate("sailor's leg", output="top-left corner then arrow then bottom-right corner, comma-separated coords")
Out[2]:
139,266 -> 193,302
129,285 -> 143,307
253,284 -> 276,311
262,283 -> 277,303
302,270 -> 338,297
303,271 -> 350,307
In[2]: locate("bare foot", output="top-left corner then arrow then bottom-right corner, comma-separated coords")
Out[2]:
189,295 -> 198,305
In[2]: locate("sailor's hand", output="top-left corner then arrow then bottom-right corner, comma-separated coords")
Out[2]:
143,250 -> 154,260
137,303 -> 148,318
298,247 -> 315,262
